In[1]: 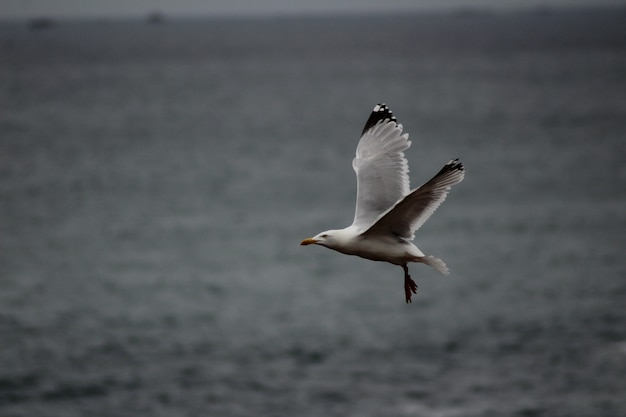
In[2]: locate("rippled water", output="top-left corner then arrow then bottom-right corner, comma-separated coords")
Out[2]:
1,9 -> 625,417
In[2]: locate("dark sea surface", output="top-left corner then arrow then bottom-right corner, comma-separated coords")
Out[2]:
1,9 -> 625,417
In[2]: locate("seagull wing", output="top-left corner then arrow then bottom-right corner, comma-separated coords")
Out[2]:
362,159 -> 465,240
351,104 -> 411,230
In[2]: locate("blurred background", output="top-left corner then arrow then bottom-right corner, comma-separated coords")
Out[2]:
1,1 -> 625,416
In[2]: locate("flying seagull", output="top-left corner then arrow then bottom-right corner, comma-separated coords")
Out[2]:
300,104 -> 465,303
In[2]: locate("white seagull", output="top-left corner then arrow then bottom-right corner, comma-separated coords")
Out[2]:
301,104 -> 465,303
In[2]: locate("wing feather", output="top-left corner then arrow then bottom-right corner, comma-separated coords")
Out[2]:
362,159 -> 465,239
351,104 -> 411,230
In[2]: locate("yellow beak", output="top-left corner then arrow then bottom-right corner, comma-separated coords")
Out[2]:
300,237 -> 317,246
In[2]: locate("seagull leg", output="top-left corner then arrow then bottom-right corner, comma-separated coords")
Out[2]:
403,264 -> 418,303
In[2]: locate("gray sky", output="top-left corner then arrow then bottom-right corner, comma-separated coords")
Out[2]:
1,0 -> 623,19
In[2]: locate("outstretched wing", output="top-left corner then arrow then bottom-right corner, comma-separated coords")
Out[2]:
351,104 -> 411,230
362,159 -> 465,239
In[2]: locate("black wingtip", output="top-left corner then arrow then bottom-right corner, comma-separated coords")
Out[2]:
447,158 -> 464,171
433,158 -> 464,178
361,103 -> 397,135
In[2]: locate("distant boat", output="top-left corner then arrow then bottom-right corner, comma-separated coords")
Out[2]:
146,11 -> 165,24
28,17 -> 54,30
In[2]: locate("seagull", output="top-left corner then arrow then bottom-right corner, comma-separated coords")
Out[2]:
300,104 -> 465,303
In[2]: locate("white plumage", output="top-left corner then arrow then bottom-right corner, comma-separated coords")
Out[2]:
301,104 -> 464,303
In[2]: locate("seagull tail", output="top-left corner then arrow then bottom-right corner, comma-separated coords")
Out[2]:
418,255 -> 450,275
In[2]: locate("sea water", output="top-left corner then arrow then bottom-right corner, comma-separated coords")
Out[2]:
1,9 -> 625,417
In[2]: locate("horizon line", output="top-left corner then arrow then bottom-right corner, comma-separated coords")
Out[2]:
1,3 -> 625,22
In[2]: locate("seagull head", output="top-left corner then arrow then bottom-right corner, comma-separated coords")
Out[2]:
300,231 -> 334,247
301,228 -> 355,251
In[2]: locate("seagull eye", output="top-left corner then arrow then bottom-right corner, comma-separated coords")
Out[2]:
321,234 -> 328,238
